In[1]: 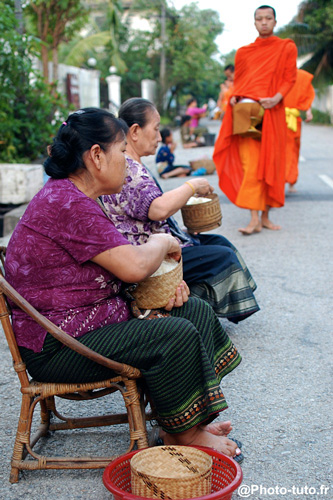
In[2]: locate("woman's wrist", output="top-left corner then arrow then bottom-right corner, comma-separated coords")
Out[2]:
185,181 -> 196,196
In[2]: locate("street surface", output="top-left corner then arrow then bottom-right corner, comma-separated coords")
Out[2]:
0,120 -> 332,499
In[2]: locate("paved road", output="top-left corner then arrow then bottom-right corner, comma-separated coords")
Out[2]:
0,120 -> 332,499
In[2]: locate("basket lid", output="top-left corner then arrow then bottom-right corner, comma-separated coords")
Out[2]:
130,446 -> 212,480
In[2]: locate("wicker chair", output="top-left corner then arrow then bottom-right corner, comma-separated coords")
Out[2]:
0,246 -> 153,483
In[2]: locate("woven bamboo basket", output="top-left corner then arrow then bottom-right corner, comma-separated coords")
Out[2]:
132,258 -> 183,309
181,193 -> 222,233
130,446 -> 213,499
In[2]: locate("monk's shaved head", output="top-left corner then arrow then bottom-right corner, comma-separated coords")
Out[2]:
255,5 -> 276,19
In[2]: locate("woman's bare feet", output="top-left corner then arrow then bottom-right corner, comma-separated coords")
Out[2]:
202,420 -> 232,436
161,427 -> 241,458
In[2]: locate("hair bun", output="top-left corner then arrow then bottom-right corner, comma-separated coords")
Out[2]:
44,135 -> 80,178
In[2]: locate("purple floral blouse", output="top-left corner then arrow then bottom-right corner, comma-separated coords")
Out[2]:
102,156 -> 175,245
5,178 -> 132,352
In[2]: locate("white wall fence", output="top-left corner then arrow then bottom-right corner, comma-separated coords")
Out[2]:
33,59 -> 158,112
33,59 -> 101,108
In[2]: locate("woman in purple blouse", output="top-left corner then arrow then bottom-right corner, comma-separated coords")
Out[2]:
5,108 -> 242,459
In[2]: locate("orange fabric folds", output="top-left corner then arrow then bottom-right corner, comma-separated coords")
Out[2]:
284,69 -> 315,184
213,36 -> 297,209
284,69 -> 315,111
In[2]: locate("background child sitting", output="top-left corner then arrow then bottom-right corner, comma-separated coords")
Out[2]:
156,128 -> 192,178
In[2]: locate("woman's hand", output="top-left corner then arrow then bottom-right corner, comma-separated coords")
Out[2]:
148,178 -> 213,221
148,233 -> 181,262
164,280 -> 190,311
186,178 -> 214,197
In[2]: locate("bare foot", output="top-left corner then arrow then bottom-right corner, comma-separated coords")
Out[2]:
202,420 -> 232,436
162,428 -> 240,458
261,219 -> 281,230
288,184 -> 297,193
238,223 -> 262,235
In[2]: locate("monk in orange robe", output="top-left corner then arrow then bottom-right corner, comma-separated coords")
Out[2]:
221,65 -> 235,115
213,5 -> 297,234
216,65 -> 235,119
284,69 -> 315,193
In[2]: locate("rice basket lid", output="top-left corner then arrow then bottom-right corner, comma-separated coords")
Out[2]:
132,258 -> 183,309
130,446 -> 213,499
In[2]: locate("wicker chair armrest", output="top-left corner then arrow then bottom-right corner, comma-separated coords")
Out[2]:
0,276 -> 141,379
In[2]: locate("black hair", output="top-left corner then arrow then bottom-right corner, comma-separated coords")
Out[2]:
180,115 -> 191,126
224,64 -> 235,72
44,108 -> 128,179
118,98 -> 157,128
255,5 -> 276,19
186,97 -> 196,107
160,128 -> 171,144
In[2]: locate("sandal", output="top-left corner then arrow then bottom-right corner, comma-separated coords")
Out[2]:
230,438 -> 244,464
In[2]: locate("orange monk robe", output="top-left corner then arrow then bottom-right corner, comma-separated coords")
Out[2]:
213,36 -> 297,210
284,69 -> 315,185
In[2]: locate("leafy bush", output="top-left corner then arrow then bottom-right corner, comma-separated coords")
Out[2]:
310,108 -> 332,124
0,2 -> 67,163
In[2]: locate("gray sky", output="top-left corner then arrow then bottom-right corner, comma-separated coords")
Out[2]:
172,0 -> 301,54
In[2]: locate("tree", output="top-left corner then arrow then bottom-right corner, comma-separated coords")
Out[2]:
0,1 -> 67,162
278,0 -> 333,86
123,1 -> 224,111
24,0 -> 89,82
59,0 -> 127,77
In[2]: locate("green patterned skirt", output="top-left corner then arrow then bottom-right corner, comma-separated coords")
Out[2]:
20,297 -> 241,434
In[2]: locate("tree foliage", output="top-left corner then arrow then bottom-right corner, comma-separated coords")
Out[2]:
278,0 -> 333,85
24,0 -> 89,82
0,1 -> 67,163
121,1 -> 224,111
58,1 -> 127,78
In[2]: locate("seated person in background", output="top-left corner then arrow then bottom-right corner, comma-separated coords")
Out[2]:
185,97 -> 209,137
102,98 -> 260,324
4,107 -> 242,458
180,115 -> 205,148
156,128 -> 192,179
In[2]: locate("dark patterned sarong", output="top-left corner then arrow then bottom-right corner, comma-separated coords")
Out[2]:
20,297 -> 241,434
182,234 -> 259,322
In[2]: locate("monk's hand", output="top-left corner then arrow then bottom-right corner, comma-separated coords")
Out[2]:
305,109 -> 313,122
259,93 -> 283,109
187,178 -> 214,197
164,281 -> 190,311
230,96 -> 237,107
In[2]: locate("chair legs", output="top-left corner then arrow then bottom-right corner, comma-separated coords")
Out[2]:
122,378 -> 148,450
10,393 -> 33,483
9,380 -> 150,483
